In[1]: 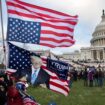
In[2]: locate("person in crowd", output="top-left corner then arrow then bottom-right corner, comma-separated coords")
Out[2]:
7,84 -> 23,105
78,70 -> 83,80
5,69 -> 17,86
88,68 -> 94,87
83,66 -> 88,86
6,70 -> 24,105
72,67 -> 78,81
94,69 -> 98,86
98,68 -> 104,87
0,69 -> 17,105
0,80 -> 7,105
67,71 -> 73,88
16,76 -> 28,92
16,76 -> 40,105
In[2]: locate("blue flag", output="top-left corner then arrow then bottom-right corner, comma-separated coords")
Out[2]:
47,58 -> 69,80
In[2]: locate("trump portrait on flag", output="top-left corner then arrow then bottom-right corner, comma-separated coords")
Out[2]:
26,55 -> 50,88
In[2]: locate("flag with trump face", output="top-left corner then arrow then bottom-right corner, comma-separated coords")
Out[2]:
8,43 -> 70,96
6,0 -> 78,48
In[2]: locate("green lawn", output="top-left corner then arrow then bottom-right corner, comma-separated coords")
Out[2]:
27,80 -> 105,105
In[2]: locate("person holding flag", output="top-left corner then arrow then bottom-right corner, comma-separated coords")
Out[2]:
16,76 -> 40,105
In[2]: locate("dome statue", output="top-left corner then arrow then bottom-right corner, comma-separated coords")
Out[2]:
91,10 -> 105,47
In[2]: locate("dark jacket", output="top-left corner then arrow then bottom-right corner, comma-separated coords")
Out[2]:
0,81 -> 7,105
26,67 -> 50,88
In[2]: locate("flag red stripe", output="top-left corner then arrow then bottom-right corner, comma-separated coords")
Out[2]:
41,30 -> 73,38
8,10 -> 77,25
7,1 -> 73,20
7,2 -> 30,12
40,43 -> 74,48
41,65 -> 54,75
50,76 -> 69,83
8,10 -> 45,19
12,0 -> 78,18
41,65 -> 48,70
49,20 -> 77,25
40,37 -> 74,44
41,57 -> 47,62
41,23 -> 74,33
50,81 -> 69,93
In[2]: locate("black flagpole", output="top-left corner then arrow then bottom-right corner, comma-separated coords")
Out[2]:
0,0 -> 6,70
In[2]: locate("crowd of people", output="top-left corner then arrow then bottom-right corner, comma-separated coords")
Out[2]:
0,55 -> 57,105
68,64 -> 105,88
0,54 -> 105,105
83,65 -> 105,87
0,69 -> 40,105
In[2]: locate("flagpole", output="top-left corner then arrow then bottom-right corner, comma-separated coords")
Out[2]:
0,0 -> 6,70
48,50 -> 51,58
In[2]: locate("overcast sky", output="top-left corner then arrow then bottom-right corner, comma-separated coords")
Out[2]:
0,0 -> 105,54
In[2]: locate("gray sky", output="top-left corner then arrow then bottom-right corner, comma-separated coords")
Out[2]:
0,0 -> 105,54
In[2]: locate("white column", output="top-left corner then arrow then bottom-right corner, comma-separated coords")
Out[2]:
97,50 -> 99,60
103,49 -> 105,61
91,50 -> 93,61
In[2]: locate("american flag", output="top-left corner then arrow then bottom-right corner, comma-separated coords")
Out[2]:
20,92 -> 39,105
8,42 -> 32,75
8,43 -> 70,96
23,97 -> 39,105
7,0 -> 78,48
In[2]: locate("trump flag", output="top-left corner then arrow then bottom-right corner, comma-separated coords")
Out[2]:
6,0 -> 78,48
8,43 -> 70,96
41,57 -> 70,96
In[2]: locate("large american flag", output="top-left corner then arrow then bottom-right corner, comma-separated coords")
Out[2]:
7,0 -> 78,48
8,43 -> 70,96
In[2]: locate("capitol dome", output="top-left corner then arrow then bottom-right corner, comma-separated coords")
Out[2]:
91,10 -> 105,47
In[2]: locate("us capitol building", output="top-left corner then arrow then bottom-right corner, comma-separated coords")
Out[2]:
63,10 -> 105,62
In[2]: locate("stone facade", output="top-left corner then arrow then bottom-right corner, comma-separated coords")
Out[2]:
63,10 -> 105,62
90,10 -> 105,61
80,47 -> 91,60
63,50 -> 81,61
